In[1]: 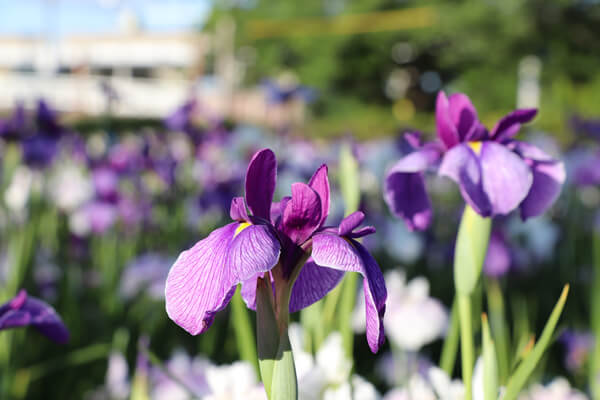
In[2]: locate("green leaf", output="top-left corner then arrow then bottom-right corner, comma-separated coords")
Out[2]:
338,272 -> 358,358
503,285 -> 569,400
271,332 -> 298,400
486,279 -> 511,383
338,143 -> 360,216
482,314 -> 499,400
454,205 -> 492,295
439,299 -> 459,375
256,280 -> 280,399
231,286 -> 259,373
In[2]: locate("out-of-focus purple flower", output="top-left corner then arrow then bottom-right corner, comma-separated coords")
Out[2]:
0,102 -> 27,141
262,80 -> 317,104
573,151 -> 600,187
0,289 -> 69,343
21,135 -> 59,168
484,229 -> 512,278
108,142 -> 143,174
165,148 -> 387,352
571,115 -> 600,139
384,91 -> 565,230
164,98 -> 204,143
70,201 -> 117,236
120,253 -> 173,300
560,330 -> 594,372
93,166 -> 120,200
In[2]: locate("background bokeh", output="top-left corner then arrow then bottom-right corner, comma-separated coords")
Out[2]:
0,0 -> 599,399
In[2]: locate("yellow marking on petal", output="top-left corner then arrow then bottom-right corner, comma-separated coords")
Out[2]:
235,222 -> 252,237
468,141 -> 482,155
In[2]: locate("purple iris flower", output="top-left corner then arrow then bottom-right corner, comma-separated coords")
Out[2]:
560,330 -> 594,372
0,102 -> 27,141
573,150 -> 600,187
384,91 -> 565,230
165,148 -> 387,352
0,289 -> 69,343
483,229 -> 512,278
262,80 -> 317,105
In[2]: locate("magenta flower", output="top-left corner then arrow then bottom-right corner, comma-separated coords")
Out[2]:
165,149 -> 386,352
0,289 -> 69,343
385,91 -> 565,230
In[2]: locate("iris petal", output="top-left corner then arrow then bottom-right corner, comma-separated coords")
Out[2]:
480,142 -> 533,215
165,222 -> 280,335
491,109 -> 537,142
308,164 -> 330,227
439,144 -> 492,216
282,183 -> 322,244
245,149 -> 277,220
289,259 -> 344,313
0,290 -> 69,344
311,233 -> 387,353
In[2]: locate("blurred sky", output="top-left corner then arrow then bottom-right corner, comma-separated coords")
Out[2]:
0,0 -> 211,36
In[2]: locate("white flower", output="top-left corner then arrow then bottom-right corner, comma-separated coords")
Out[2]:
204,361 -> 266,400
354,270 -> 448,351
5,166 -> 33,214
47,161 -> 93,212
290,323 -> 380,400
518,377 -> 589,400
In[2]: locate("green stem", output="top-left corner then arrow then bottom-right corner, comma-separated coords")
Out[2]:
591,231 -> 600,398
486,278 -> 510,383
440,299 -> 459,375
458,294 -> 474,400
231,286 -> 258,373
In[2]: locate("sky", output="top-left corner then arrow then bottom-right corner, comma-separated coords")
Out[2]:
0,0 -> 212,36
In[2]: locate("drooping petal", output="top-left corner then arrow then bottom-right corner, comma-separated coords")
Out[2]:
338,211 -> 366,236
311,233 -> 387,353
520,160 -> 565,220
479,142 -> 533,215
439,144 -> 492,216
384,147 -> 440,231
245,149 -> 277,220
165,223 -> 237,335
436,91 -> 460,149
484,230 -> 511,278
308,164 -> 330,227
281,183 -> 322,244
384,170 -> 432,231
0,290 -> 69,344
386,146 -> 441,173
447,93 -> 479,141
491,109 -> 537,142
229,197 -> 249,221
288,259 -> 344,313
228,224 -> 281,282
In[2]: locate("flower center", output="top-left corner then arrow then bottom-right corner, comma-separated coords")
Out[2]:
234,222 -> 252,237
468,141 -> 482,155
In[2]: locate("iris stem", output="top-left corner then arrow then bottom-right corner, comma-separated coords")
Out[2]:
453,205 -> 491,400
591,231 -> 600,398
458,293 -> 474,400
439,299 -> 459,375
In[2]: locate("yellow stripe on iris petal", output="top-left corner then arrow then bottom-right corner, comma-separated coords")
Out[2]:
468,141 -> 482,155
235,222 -> 252,237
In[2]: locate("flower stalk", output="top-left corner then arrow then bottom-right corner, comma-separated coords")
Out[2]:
453,205 -> 492,400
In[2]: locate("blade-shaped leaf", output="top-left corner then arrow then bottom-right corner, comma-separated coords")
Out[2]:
503,285 -> 569,400
482,314 -> 499,400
